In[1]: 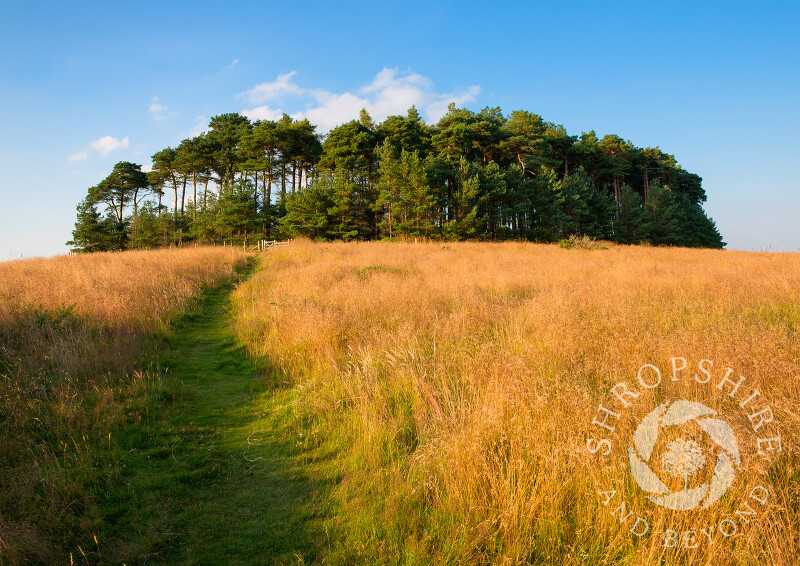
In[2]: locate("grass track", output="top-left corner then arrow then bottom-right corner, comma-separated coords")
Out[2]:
101,259 -> 334,565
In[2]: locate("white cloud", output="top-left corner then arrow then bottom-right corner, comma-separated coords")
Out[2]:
68,135 -> 133,163
149,96 -> 177,120
297,91 -> 370,132
240,71 -> 303,105
426,85 -> 482,123
239,68 -> 481,132
188,115 -> 208,137
362,68 -> 430,93
90,135 -> 129,156
242,105 -> 284,122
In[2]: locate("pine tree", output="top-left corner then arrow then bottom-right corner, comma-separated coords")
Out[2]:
477,161 -> 507,239
72,103 -> 726,249
614,184 -> 650,244
67,199 -> 107,252
403,149 -> 436,237
646,182 -> 680,245
375,140 -> 403,238
280,178 -> 335,240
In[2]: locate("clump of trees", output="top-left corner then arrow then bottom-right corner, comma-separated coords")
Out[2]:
69,105 -> 724,251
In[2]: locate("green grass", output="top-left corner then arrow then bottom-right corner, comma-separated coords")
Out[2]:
95,261 -> 338,565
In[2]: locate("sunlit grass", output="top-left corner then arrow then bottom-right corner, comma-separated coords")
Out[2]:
233,240 -> 800,565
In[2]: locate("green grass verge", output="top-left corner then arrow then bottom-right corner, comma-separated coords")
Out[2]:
92,260 -> 338,565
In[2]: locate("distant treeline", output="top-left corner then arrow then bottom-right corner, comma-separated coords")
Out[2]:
69,105 -> 724,251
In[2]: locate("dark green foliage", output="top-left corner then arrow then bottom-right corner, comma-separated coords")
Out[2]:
646,182 -> 680,245
280,178 -> 336,240
550,169 -> 611,240
67,198 -> 108,252
614,185 -> 650,244
130,201 -> 174,248
87,161 -> 149,229
680,196 -> 725,248
431,103 -> 478,161
70,107 -> 725,250
214,181 -> 260,239
207,113 -> 252,189
328,170 -> 368,241
444,158 -> 482,239
644,182 -> 724,248
319,119 -> 378,175
377,106 -> 431,157
68,198 -> 129,252
374,141 -> 436,238
501,110 -> 549,175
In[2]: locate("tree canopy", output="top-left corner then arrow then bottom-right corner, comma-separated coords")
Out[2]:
69,106 -> 724,251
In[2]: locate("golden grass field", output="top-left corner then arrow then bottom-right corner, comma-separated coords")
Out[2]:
0,247 -> 248,562
1,242 -> 797,564
0,246 -> 249,396
233,240 -> 800,565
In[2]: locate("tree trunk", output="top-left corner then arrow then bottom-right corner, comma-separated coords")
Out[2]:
253,171 -> 259,214
132,189 -> 139,239
192,171 -> 197,220
267,168 -> 273,206
281,163 -> 286,199
181,177 -> 187,216
266,170 -> 273,237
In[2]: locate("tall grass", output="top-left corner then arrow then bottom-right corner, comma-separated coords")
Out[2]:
0,247 -> 247,563
233,240 -> 800,565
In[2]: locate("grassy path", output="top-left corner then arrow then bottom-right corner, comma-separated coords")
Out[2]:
102,261 -> 335,565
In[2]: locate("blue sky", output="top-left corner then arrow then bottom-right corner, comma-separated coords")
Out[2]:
1,1 -> 798,258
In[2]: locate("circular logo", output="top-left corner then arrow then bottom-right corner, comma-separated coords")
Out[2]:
628,399 -> 741,511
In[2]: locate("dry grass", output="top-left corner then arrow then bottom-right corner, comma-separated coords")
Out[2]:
1,247 -> 248,328
233,240 -> 800,565
0,247 -> 248,563
0,247 -> 248,382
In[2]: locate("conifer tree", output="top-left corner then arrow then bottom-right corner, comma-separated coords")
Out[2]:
67,199 -> 108,252
614,184 -> 650,244
72,103 -> 726,250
